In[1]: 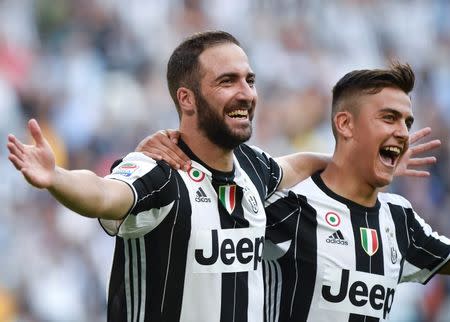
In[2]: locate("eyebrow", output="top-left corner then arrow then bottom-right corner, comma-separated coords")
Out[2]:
381,107 -> 415,126
214,72 -> 256,82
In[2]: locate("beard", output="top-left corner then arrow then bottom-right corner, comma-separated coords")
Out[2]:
195,89 -> 253,150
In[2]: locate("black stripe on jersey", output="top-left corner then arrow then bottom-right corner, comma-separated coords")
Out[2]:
265,192 -> 318,321
137,171 -> 191,322
127,239 -> 135,322
234,144 -> 282,201
107,238 -> 127,322
135,239 -> 142,322
123,237 -> 146,322
214,181 -> 249,322
388,203 -> 409,282
264,190 -> 317,322
349,314 -> 379,322
290,194 -> 318,322
349,208 -> 384,322
132,161 -> 178,214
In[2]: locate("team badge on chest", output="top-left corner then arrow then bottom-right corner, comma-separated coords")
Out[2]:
219,185 -> 236,214
188,167 -> 205,182
360,228 -> 379,256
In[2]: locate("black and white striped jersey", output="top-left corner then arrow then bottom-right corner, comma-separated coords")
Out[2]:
263,172 -> 450,322
99,140 -> 282,322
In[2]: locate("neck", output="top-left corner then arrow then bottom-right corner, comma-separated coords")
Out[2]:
320,153 -> 379,207
179,127 -> 234,172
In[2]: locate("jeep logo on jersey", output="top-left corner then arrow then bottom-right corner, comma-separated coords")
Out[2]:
360,228 -> 379,256
320,268 -> 396,319
193,228 -> 264,273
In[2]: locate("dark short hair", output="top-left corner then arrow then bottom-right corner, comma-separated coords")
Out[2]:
167,31 -> 240,117
331,63 -> 415,138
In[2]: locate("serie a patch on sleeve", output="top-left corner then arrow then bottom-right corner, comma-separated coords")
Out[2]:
112,162 -> 140,177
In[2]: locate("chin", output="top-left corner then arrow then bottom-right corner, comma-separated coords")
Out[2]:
230,127 -> 252,143
373,174 -> 394,189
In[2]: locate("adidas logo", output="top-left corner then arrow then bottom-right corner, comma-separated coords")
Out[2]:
326,230 -> 348,245
195,187 -> 211,203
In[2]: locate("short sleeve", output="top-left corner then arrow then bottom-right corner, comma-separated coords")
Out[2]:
400,208 -> 450,284
99,152 -> 178,236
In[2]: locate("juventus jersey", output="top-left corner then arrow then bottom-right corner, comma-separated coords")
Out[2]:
263,172 -> 450,322
99,140 -> 282,322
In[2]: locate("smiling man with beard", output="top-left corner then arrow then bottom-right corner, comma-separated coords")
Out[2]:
7,31 -> 331,322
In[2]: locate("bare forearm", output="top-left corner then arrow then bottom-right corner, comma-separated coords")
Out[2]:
276,152 -> 331,189
48,167 -> 132,219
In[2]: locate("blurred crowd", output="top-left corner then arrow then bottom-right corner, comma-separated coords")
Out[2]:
1,0 -> 450,321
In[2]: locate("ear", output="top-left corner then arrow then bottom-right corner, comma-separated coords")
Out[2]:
334,111 -> 354,139
177,87 -> 196,116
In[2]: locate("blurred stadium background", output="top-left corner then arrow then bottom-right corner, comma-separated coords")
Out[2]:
1,0 -> 450,321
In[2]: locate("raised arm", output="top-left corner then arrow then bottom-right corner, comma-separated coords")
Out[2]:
134,127 -> 440,190
275,152 -> 330,189
7,119 -> 133,220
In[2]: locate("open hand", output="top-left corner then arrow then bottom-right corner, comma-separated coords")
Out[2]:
135,129 -> 191,171
7,119 -> 56,188
395,127 -> 441,177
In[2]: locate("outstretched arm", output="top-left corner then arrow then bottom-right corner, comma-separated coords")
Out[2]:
7,119 -> 133,220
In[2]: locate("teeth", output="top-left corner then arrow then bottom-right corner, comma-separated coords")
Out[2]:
382,146 -> 401,155
227,109 -> 248,117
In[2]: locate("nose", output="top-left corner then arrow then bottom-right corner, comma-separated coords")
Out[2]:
236,80 -> 257,103
394,122 -> 409,142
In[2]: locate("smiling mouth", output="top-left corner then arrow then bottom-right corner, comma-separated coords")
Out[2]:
226,109 -> 249,119
379,146 -> 402,166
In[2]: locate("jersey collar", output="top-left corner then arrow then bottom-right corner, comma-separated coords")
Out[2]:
312,171 -> 381,213
178,139 -> 236,183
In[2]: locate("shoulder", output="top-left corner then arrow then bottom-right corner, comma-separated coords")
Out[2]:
234,144 -> 280,173
109,152 -> 174,182
234,144 -> 274,162
378,192 -> 412,209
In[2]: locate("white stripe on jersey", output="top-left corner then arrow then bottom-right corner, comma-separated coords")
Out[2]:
161,175 -> 180,313
139,237 -> 146,322
263,260 -> 282,322
124,239 -> 132,322
124,238 -> 147,322
131,240 -> 139,322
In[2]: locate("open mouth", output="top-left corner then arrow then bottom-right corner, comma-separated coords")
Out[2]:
379,146 -> 402,167
226,109 -> 249,119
